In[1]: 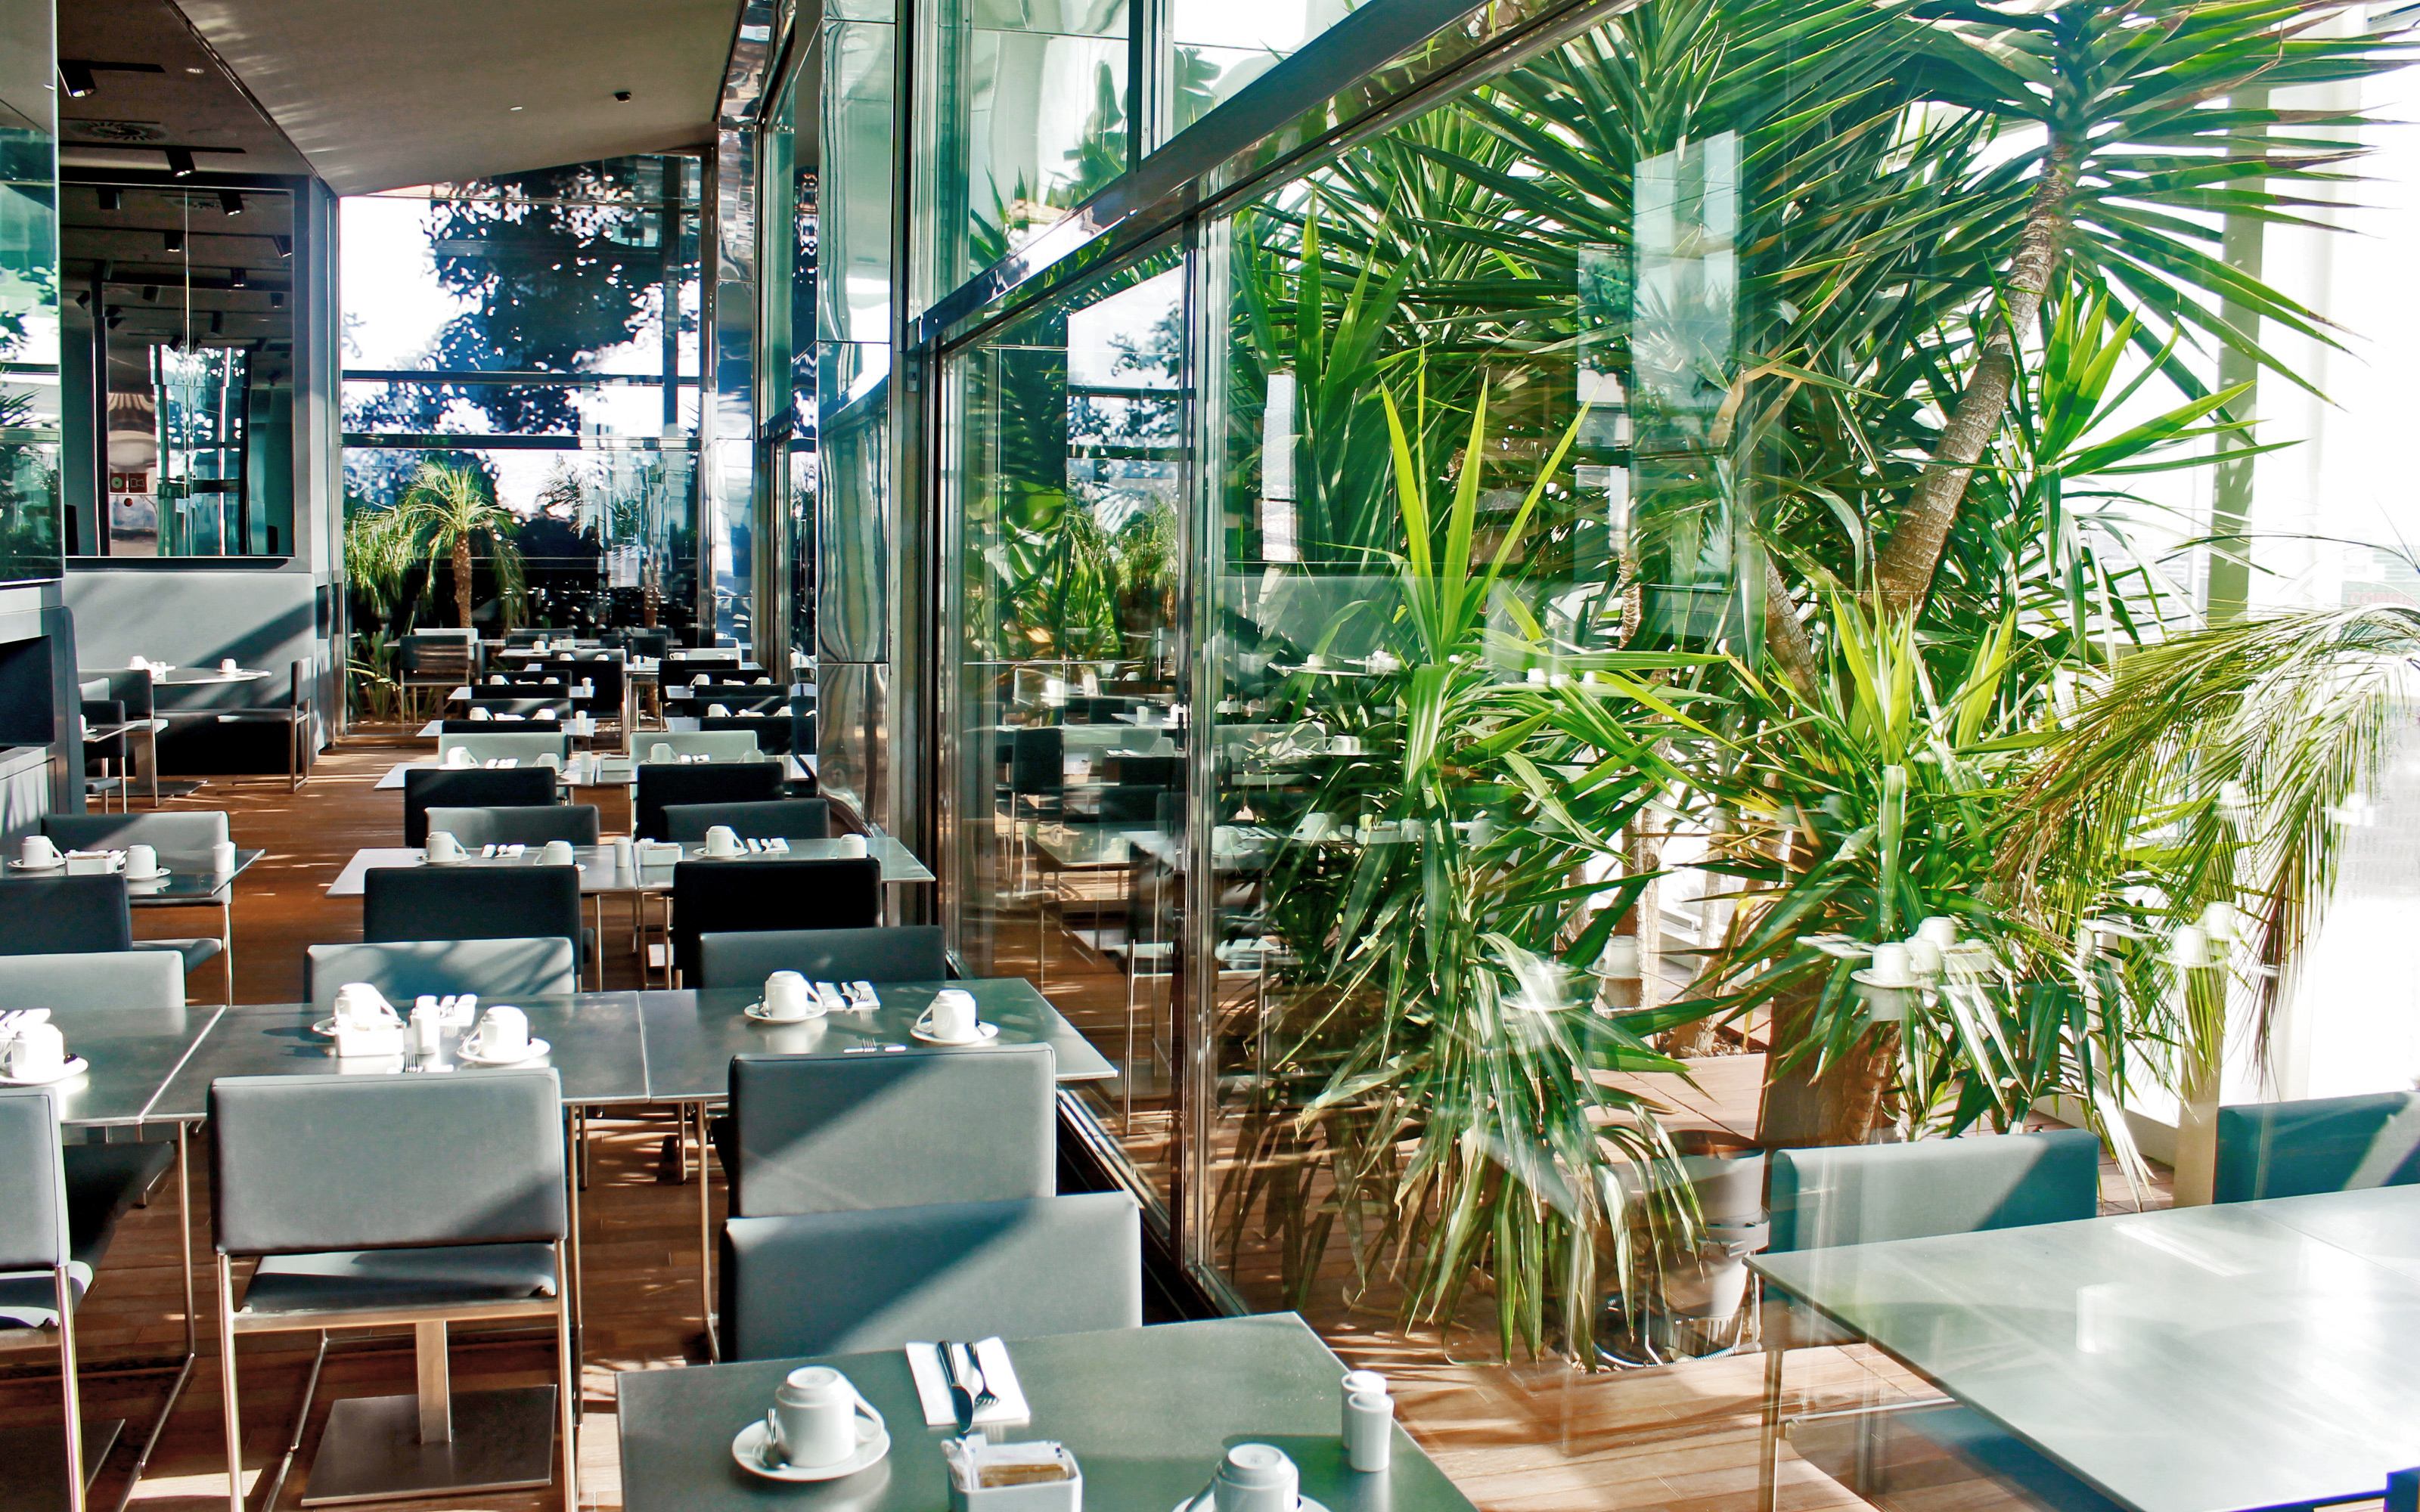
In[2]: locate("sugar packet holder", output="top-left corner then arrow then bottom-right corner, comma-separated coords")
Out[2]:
944,1433 -> 1081,1512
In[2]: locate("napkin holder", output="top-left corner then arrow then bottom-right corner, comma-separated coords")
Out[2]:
596,758 -> 635,783
944,1435 -> 1081,1512
334,1021 -> 408,1058
636,841 -> 682,867
64,849 -> 123,875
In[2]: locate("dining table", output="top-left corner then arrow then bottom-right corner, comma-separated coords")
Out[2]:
1751,1183 -> 2420,1512
616,1312 -> 1476,1512
0,848 -> 262,1003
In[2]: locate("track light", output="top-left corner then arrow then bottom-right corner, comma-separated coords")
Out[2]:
229,268 -> 247,288
97,187 -> 121,212
61,62 -> 96,98
209,311 -> 223,335
106,313 -> 123,330
163,229 -> 183,253
271,235 -> 290,257
141,285 -> 157,302
166,147 -> 197,178
219,191 -> 243,215
269,292 -> 284,309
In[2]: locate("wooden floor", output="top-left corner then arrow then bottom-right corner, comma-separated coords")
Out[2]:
0,743 -> 2178,1511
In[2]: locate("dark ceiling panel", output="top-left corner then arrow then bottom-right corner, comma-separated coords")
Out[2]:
58,0 -> 313,177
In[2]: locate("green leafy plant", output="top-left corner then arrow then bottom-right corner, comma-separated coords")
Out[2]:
395,460 -> 528,629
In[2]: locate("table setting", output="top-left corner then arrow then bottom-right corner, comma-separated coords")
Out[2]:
0,1010 -> 89,1086
308,982 -> 556,1069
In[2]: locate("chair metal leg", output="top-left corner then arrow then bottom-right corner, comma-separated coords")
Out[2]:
222,897 -> 234,1005
697,1101 -> 718,1362
57,1266 -> 86,1512
217,1257 -> 243,1512
1758,1308 -> 1786,1512
414,1321 -> 451,1444
556,1243 -> 579,1510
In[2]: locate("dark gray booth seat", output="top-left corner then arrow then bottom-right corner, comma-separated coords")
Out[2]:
0,949 -> 182,1009
304,938 -> 581,1009
719,1191 -> 1143,1360
43,809 -> 228,865
362,866 -> 583,949
697,925 -> 945,990
402,765 -> 558,847
1766,1128 -> 2103,1253
661,798 -> 830,843
2215,1092 -> 2420,1202
423,804 -> 603,847
631,761 -> 786,841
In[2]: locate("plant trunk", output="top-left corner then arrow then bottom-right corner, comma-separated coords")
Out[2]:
453,535 -> 474,629
1823,1025 -> 1900,1145
1761,558 -> 1819,702
1872,135 -> 2081,618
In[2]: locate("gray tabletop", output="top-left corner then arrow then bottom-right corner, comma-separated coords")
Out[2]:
145,995 -> 653,1120
641,978 -> 1113,1095
327,838 -> 934,895
617,1313 -> 1472,1512
35,1003 -> 227,1126
0,849 -> 262,903
1751,1188 -> 2420,1511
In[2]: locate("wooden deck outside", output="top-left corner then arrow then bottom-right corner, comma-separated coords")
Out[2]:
0,742 -> 2185,1510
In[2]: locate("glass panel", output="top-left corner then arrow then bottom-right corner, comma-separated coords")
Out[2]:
0,14 -> 57,584
1166,0 -> 1358,138
942,246 -> 1187,1210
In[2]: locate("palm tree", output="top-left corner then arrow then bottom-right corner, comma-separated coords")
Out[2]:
395,461 -> 526,630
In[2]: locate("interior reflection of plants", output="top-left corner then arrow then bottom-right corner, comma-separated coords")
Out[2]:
1187,0 -> 2412,1366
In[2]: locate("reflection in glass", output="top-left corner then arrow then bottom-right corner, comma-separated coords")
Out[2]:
1167,0 -> 1357,138
0,111 -> 57,581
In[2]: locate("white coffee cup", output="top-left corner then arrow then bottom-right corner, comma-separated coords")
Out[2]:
708,702 -> 731,718
210,840 -> 237,875
764,971 -> 814,1021
4,1023 -> 67,1080
1865,940 -> 1917,988
1212,1444 -> 1299,1512
19,834 -> 59,869
766,1366 -> 869,1469
470,707 -> 492,720
219,658 -> 240,674
426,830 -> 464,863
540,839 -> 576,866
537,751 -> 562,772
445,745 -> 476,767
125,844 -> 160,880
921,989 -> 979,1043
472,1005 -> 530,1060
335,982 -> 397,1030
650,743 -> 675,764
705,825 -> 742,859
836,835 -> 870,860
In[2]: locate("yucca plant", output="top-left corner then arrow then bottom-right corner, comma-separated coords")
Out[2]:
395,460 -> 526,630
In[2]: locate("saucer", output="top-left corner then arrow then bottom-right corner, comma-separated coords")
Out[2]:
731,1415 -> 889,1483
311,1016 -> 402,1037
745,1002 -> 825,1024
1174,1494 -> 1329,1512
8,859 -> 62,871
123,869 -> 166,885
910,1021 -> 998,1046
457,1036 -> 551,1066
1850,968 -> 1922,990
0,1056 -> 90,1087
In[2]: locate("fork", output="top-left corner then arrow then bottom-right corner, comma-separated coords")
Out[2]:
957,1341 -> 1000,1417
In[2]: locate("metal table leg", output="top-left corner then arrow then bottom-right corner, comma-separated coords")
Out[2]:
696,1101 -> 718,1362
1758,1305 -> 1786,1512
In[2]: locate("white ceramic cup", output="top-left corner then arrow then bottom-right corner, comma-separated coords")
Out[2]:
125,844 -> 160,880
767,1366 -> 867,1469
836,835 -> 870,860
5,1023 -> 67,1080
537,751 -> 562,772
540,839 -> 576,866
335,982 -> 395,1030
1212,1444 -> 1298,1512
473,1005 -> 530,1060
612,836 -> 636,872
650,743 -> 675,764
211,840 -> 237,875
219,658 -> 239,674
1917,916 -> 1959,948
470,708 -> 492,721
426,830 -> 464,863
1866,940 -> 1916,988
922,989 -> 979,1043
765,971 -> 814,1021
19,834 -> 59,868
705,825 -> 743,858
445,745 -> 476,767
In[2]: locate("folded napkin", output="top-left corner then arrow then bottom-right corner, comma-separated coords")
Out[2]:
906,1338 -> 1031,1428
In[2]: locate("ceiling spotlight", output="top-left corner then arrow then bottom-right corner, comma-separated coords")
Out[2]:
229,268 -> 247,287
510,105 -> 525,112
106,311 -> 124,330
96,187 -> 121,212
209,311 -> 223,335
185,66 -> 204,74
141,285 -> 157,302
614,90 -> 632,102
271,235 -> 290,257
163,229 -> 183,253
270,292 -> 284,309
219,191 -> 243,215
73,290 -> 88,308
165,147 -> 196,178
60,62 -> 97,98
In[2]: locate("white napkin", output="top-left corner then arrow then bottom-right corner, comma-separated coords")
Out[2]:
906,1338 -> 1031,1427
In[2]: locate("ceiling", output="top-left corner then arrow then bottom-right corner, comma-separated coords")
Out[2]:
62,0 -> 743,196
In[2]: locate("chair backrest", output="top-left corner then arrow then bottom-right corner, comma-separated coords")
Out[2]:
1116,755 -> 1181,789
662,798 -> 830,842
304,937 -> 579,1009
209,1069 -> 566,1256
1098,785 -> 1168,824
287,658 -> 312,711
362,864 -> 583,947
625,631 -> 669,660
720,1192 -> 1142,1360
730,1043 -> 1054,1217
697,714 -> 797,753
467,699 -> 568,720
0,950 -> 182,1009
0,876 -> 135,956
402,766 -> 559,846
45,809 -> 231,865
1767,1129 -> 2102,1253
0,1087 -> 67,1273
1010,727 -> 1063,794
422,804 -> 600,847
400,636 -> 476,678
633,761 -> 786,840
638,731 -> 765,763
2215,1092 -> 2420,1203
699,925 -> 945,990
669,857 -> 880,981
436,732 -> 571,767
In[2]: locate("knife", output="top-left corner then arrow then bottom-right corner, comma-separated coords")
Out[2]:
938,1340 -> 976,1431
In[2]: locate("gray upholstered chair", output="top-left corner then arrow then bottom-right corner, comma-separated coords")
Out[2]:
660,797 -> 830,842
724,1043 -> 1056,1218
44,808 -> 228,868
423,804 -> 602,847
435,731 -> 572,768
636,730 -> 765,764
698,925 -> 945,990
209,1069 -> 576,1507
0,950 -> 182,1009
2215,1092 -> 2420,1203
719,1191 -> 1143,1361
304,938 -> 581,1009
1766,1128 -> 2102,1253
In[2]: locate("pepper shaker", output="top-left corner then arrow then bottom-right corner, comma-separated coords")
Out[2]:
1343,1388 -> 1394,1473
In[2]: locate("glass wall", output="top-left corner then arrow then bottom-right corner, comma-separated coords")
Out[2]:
340,156 -> 703,675
0,0 -> 56,584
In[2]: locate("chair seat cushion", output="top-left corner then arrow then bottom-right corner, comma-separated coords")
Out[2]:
135,937 -> 223,970
237,1243 -> 559,1317
0,1141 -> 175,1327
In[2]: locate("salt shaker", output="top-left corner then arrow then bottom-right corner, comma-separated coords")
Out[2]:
409,1004 -> 442,1058
613,835 -> 636,872
209,839 -> 237,875
1343,1389 -> 1394,1473
1341,1368 -> 1390,1464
